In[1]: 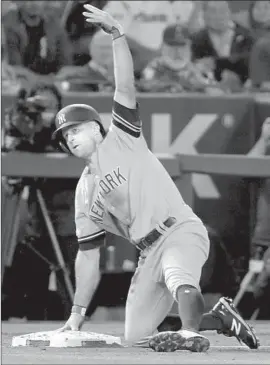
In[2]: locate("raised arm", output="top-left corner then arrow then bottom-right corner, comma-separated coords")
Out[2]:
83,4 -> 136,109
111,29 -> 136,108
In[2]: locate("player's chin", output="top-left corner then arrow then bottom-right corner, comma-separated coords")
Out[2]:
70,147 -> 84,158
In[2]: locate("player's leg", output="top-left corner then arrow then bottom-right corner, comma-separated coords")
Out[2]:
149,223 -> 210,352
124,248 -> 174,345
156,297 -> 260,349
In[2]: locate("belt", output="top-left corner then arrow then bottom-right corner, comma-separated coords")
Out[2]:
136,217 -> 176,251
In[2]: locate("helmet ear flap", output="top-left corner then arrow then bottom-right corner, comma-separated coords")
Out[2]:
59,139 -> 71,154
96,121 -> 106,138
100,124 -> 106,138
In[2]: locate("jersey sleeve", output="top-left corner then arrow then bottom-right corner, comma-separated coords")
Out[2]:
75,180 -> 105,251
112,100 -> 142,138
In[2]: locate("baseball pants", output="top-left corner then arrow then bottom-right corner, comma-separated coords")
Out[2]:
124,220 -> 210,343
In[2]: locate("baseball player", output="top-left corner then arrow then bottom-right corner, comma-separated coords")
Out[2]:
53,4 -> 259,352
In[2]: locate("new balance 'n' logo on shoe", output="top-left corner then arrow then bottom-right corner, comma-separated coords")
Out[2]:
231,318 -> 241,336
211,297 -> 260,349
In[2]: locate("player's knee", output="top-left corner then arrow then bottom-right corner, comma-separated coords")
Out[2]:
164,268 -> 200,301
175,284 -> 200,298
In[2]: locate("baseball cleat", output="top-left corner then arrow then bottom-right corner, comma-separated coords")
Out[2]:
211,297 -> 260,349
149,329 -> 210,352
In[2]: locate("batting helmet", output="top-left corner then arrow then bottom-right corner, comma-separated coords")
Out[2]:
52,103 -> 106,152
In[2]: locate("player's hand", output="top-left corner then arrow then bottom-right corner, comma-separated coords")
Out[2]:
57,313 -> 85,332
83,4 -> 124,36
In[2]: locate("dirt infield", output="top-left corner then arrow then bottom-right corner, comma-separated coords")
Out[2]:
2,320 -> 270,364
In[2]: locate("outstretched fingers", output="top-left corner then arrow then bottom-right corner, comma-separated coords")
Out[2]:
82,3 -> 117,32
83,4 -> 104,14
83,12 -> 102,23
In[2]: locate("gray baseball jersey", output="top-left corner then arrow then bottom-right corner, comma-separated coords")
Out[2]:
75,100 -> 200,250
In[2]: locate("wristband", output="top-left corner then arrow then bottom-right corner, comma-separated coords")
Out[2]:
71,305 -> 86,316
111,26 -> 124,41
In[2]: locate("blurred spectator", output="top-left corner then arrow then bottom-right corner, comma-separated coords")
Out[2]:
1,25 -> 21,94
3,1 -> 72,85
91,1 -> 204,78
2,88 -> 47,152
1,0 -> 18,17
138,24 -> 221,93
249,37 -> 270,90
191,1 -> 254,91
2,83 -> 63,157
28,83 -> 63,133
252,247 -> 270,318
62,0 -> 107,65
243,1 -> 270,90
56,33 -> 114,92
248,0 -> 270,39
249,118 -> 270,255
234,1 -> 270,41
248,117 -> 270,318
42,1 -> 67,21
2,83 -> 77,320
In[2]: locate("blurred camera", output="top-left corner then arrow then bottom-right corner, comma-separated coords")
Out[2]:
2,89 -> 47,151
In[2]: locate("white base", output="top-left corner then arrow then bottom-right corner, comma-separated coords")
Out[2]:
12,330 -> 122,348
